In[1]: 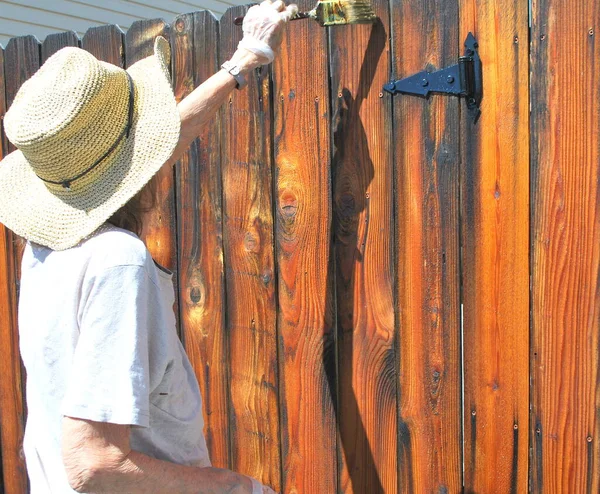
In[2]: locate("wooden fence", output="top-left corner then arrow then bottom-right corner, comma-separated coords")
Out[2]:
0,0 -> 598,491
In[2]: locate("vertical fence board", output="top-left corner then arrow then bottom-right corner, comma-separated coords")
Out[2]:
390,0 -> 462,491
41,31 -> 79,61
459,0 -> 530,491
172,11 -> 231,470
273,0 -> 337,491
531,0 -> 600,490
125,20 -> 177,273
0,210 -> 24,494
329,1 -> 396,492
1,34 -> 41,494
81,25 -> 124,67
220,6 -> 281,489
0,42 -> 21,494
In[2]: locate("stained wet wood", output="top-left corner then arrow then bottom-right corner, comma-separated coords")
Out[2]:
220,6 -> 282,489
0,3 -> 597,492
531,0 -> 600,490
391,0 -> 462,490
124,20 -> 176,275
171,10 -> 231,471
273,0 -> 337,491
329,0 -> 397,492
459,0 -> 530,491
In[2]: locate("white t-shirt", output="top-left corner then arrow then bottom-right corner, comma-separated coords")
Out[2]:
18,224 -> 211,492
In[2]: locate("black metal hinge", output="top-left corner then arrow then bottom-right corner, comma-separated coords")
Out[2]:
384,33 -> 482,122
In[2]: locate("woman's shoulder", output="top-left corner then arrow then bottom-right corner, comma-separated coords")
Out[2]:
80,223 -> 152,272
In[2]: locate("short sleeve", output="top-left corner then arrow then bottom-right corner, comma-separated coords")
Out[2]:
61,264 -> 168,428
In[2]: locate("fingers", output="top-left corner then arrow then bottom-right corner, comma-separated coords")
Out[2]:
260,0 -> 295,17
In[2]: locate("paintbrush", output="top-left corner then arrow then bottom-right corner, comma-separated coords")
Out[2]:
234,0 -> 378,27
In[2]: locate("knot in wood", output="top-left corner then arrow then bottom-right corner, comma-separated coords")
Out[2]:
190,286 -> 202,304
244,231 -> 260,252
279,189 -> 298,219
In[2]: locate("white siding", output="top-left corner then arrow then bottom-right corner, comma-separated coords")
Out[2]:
0,0 -> 246,47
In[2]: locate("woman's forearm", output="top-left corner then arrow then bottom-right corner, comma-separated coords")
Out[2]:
62,417 -> 258,494
96,451 -> 253,494
69,448 -> 254,494
168,48 -> 262,164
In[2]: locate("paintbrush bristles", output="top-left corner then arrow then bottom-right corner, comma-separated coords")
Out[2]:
310,0 -> 378,26
343,1 -> 378,23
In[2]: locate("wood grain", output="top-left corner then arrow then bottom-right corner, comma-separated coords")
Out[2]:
171,11 -> 231,470
328,2 -> 396,492
390,0 -> 462,491
81,25 -> 124,67
273,1 -> 337,491
125,20 -> 177,273
220,6 -> 281,489
1,34 -> 41,494
41,31 -> 80,61
459,0 -> 530,491
531,0 -> 600,490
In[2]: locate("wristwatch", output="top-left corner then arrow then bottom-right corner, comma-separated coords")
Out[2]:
221,60 -> 247,90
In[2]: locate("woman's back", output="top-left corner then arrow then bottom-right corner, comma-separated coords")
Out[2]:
19,224 -> 209,492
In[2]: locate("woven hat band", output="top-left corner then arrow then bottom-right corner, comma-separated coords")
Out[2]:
18,64 -> 131,185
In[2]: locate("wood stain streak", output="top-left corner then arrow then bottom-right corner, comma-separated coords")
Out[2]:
396,417 -> 414,493
511,422 -> 519,494
469,409 -> 476,485
534,419 -> 543,492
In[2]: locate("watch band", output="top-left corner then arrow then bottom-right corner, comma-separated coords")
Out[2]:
221,60 -> 247,90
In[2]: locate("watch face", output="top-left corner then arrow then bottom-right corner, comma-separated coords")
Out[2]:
231,66 -> 240,76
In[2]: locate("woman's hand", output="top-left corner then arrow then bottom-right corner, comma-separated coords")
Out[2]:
237,0 -> 299,66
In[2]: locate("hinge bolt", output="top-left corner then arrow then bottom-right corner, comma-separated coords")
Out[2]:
421,79 -> 429,87
447,75 -> 454,84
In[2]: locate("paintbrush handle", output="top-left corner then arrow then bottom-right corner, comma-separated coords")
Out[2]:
234,12 -> 311,26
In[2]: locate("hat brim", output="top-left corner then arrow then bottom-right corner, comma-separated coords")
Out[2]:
0,36 -> 180,250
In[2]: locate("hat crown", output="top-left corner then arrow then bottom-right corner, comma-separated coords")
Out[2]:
4,46 -> 130,185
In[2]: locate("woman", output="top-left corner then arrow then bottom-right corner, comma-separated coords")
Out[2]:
0,1 -> 296,492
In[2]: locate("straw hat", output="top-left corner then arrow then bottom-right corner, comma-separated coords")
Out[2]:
0,36 -> 180,250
